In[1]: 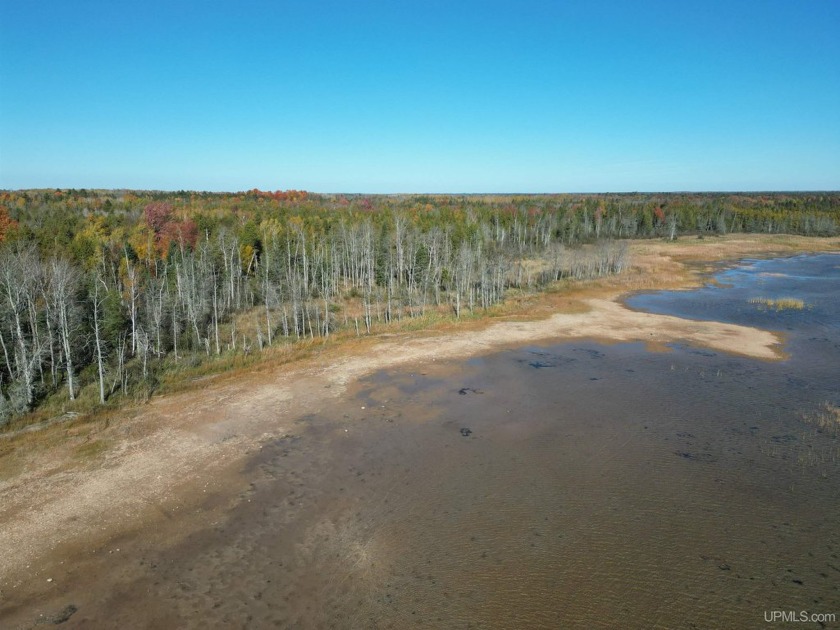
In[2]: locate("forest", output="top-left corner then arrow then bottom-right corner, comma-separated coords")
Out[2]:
0,190 -> 838,428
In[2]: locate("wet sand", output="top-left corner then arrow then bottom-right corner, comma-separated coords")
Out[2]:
9,342 -> 838,628
1,236 -> 838,628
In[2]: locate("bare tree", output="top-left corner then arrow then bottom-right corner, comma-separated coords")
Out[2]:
91,272 -> 108,404
0,246 -> 41,407
46,258 -> 81,400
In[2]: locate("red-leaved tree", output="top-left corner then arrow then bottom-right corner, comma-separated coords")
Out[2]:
144,202 -> 174,235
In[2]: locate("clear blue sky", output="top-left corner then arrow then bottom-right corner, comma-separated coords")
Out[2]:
1,0 -> 838,192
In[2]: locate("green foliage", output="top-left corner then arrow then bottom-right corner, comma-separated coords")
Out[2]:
102,289 -> 128,345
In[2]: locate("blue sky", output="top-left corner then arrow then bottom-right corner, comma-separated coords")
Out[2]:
1,0 -> 838,192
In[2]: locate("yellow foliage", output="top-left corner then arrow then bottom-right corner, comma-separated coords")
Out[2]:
128,224 -> 156,266
259,218 -> 285,240
240,244 -> 255,273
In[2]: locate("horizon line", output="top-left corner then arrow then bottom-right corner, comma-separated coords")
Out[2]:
3,188 -> 839,196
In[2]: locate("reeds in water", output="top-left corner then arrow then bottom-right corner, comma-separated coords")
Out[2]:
748,297 -> 806,311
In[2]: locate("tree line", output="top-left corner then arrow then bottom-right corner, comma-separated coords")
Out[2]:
0,190 -> 837,426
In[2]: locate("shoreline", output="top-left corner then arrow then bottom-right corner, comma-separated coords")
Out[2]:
0,234 -> 837,615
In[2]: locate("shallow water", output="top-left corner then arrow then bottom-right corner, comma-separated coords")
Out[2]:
8,254 -> 840,628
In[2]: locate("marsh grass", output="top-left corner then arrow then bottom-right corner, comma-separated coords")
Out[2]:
802,403 -> 840,437
757,404 -> 840,480
748,297 -> 806,311
786,404 -> 840,478
795,431 -> 840,479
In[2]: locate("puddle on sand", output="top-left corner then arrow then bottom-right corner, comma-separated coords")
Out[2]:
5,254 -> 840,629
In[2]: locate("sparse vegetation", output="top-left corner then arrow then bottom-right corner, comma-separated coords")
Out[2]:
760,403 -> 840,480
74,438 -> 109,460
748,297 -> 806,311
802,402 -> 840,437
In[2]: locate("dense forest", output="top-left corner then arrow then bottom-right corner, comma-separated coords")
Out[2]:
1,190 -> 838,427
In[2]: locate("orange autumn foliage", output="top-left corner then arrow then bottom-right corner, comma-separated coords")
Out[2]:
0,206 -> 19,243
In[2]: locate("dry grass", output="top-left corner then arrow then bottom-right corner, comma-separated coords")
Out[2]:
73,438 -> 110,461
